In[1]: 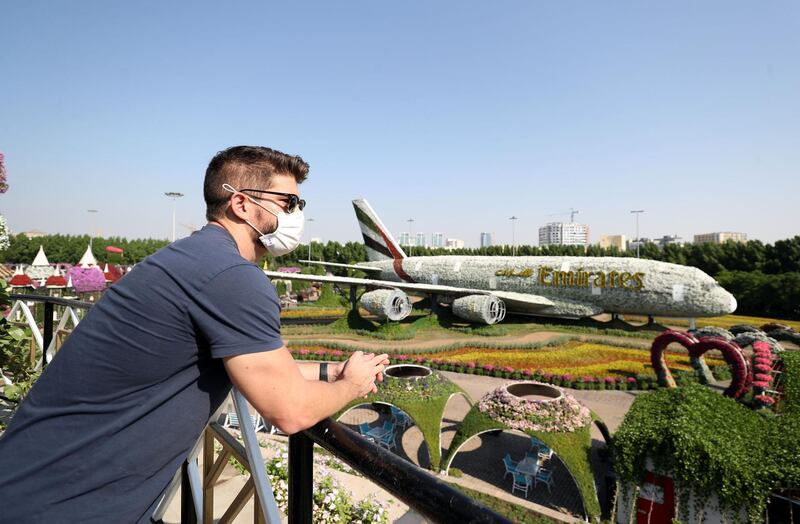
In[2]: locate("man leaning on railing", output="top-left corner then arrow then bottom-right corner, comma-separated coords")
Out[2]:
0,146 -> 388,523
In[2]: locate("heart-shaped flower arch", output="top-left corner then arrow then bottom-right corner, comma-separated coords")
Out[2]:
651,330 -> 752,398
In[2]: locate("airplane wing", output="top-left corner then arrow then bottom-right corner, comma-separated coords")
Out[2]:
263,271 -> 554,309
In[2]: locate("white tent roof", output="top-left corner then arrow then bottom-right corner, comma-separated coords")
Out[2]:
78,245 -> 98,268
31,245 -> 49,266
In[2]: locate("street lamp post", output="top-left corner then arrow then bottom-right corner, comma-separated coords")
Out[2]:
630,210 -> 644,258
509,216 -> 518,256
164,192 -> 184,242
87,209 -> 99,247
306,217 -> 315,261
406,218 -> 415,250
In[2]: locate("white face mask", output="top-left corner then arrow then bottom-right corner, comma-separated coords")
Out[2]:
222,184 -> 305,257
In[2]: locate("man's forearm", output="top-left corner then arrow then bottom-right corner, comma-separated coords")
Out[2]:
297,361 -> 342,382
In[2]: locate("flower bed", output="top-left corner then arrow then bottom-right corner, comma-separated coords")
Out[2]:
265,449 -> 387,523
288,340 -> 726,391
478,383 -> 591,433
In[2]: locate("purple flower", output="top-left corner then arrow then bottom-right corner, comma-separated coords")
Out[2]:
561,373 -> 573,382
502,366 -> 514,373
67,267 -> 106,293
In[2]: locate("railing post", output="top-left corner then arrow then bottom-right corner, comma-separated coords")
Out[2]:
288,432 -> 314,524
181,460 -> 198,524
42,300 -> 54,369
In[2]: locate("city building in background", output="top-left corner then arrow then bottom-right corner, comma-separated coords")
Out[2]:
480,232 -> 493,248
655,235 -> 683,248
693,232 -> 748,244
22,230 -> 47,239
431,232 -> 444,248
627,238 -> 651,252
445,238 -> 464,250
398,232 -> 412,246
415,232 -> 427,247
598,235 -> 626,250
539,222 -> 589,247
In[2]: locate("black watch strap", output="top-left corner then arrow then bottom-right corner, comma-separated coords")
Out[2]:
319,362 -> 329,382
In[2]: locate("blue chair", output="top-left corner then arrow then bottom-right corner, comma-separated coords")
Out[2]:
383,420 -> 395,433
502,454 -> 518,480
538,445 -> 553,462
534,468 -> 555,493
529,436 -> 543,451
358,423 -> 372,440
390,406 -> 412,429
511,472 -> 532,498
377,429 -> 397,451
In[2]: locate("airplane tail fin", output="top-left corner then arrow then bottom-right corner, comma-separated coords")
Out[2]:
352,199 -> 407,262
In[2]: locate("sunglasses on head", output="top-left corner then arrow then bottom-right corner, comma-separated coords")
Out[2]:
241,189 -> 306,213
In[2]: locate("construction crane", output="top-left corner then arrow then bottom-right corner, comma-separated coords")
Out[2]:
547,208 -> 580,222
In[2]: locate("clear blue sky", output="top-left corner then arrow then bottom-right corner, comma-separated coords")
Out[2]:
1,1 -> 798,247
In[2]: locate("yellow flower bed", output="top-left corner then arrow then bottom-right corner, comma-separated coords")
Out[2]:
624,314 -> 800,331
415,342 -> 725,377
280,307 -> 347,319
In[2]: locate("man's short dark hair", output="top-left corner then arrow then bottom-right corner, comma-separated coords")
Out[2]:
204,145 -> 310,221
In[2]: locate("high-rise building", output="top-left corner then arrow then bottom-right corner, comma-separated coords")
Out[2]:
398,232 -> 412,246
539,222 -> 589,247
445,238 -> 464,250
431,233 -> 444,248
693,232 -> 747,245
480,232 -> 493,248
415,232 -> 427,247
598,235 -> 626,250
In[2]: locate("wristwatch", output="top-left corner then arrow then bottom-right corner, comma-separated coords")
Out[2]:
319,362 -> 329,382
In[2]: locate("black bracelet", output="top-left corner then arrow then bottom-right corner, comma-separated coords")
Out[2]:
319,362 -> 329,382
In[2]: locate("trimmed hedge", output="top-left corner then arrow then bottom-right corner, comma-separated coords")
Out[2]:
782,351 -> 800,414
613,384 -> 800,522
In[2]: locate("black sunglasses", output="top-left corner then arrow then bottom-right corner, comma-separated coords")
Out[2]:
241,189 -> 306,213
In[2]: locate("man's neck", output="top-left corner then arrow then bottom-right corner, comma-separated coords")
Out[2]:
208,220 -> 264,263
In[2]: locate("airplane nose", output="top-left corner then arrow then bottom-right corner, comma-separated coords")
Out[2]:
715,287 -> 737,315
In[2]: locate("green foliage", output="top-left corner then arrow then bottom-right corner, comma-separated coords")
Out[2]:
0,280 -> 39,405
716,270 -> 800,319
613,384 -> 800,522
446,482 -> 561,523
0,233 -> 169,264
314,283 -> 348,307
781,351 -> 800,414
443,405 -> 600,520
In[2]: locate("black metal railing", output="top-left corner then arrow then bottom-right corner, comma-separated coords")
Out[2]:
6,294 -> 513,523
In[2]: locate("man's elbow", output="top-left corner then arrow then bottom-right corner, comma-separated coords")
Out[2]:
271,413 -> 319,435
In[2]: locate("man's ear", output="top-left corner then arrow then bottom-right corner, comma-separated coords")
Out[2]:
226,193 -> 251,222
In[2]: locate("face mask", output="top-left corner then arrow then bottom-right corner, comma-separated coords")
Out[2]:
222,184 -> 305,256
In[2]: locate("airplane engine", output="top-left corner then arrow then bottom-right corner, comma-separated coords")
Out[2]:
452,295 -> 507,325
360,289 -> 412,321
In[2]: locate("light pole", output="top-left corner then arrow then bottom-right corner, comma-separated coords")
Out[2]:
306,217 -> 315,260
164,192 -> 184,242
630,210 -> 644,258
509,216 -> 518,256
87,209 -> 99,247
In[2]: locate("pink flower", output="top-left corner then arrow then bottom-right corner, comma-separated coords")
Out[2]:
483,364 -> 495,372
502,366 -> 514,373
582,375 -> 595,383
561,374 -> 573,382
754,394 -> 776,405
522,369 -> 532,376
753,341 -> 771,353
605,377 -> 616,384
754,364 -> 772,373
627,377 -> 637,384
299,349 -> 310,355
466,362 -> 476,369
331,350 -> 343,356
752,381 -> 771,389
754,373 -> 772,383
